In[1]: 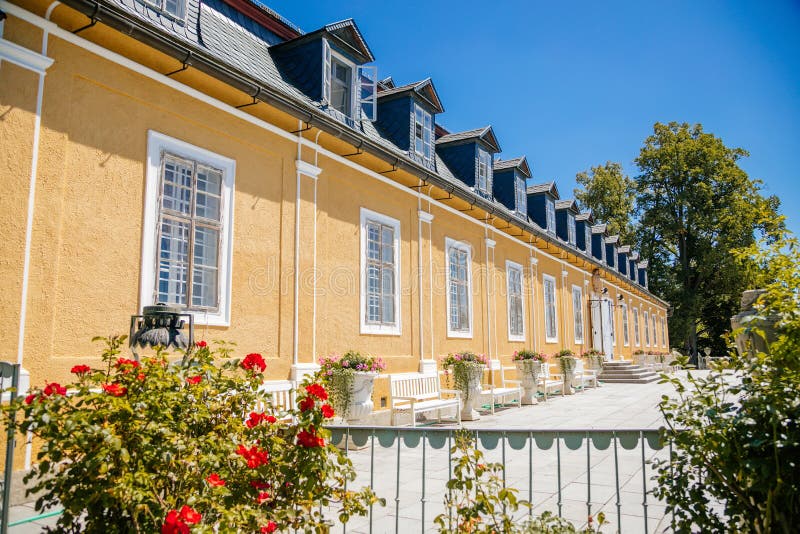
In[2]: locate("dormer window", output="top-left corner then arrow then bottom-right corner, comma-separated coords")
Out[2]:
514,177 -> 527,215
585,226 -> 591,252
413,104 -> 433,165
567,215 -> 576,245
321,40 -> 376,122
330,56 -> 353,115
143,0 -> 185,19
477,149 -> 492,194
546,198 -> 556,234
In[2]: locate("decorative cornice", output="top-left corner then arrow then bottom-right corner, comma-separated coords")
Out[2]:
418,210 -> 434,223
0,37 -> 54,74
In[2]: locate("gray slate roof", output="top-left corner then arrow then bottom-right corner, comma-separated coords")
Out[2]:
618,245 -> 631,253
555,199 -> 577,211
591,223 -> 608,234
605,235 -> 620,244
493,156 -> 531,177
526,182 -> 558,197
576,211 -> 593,222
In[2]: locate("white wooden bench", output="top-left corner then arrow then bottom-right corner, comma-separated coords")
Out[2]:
390,372 -> 461,427
481,359 -> 522,414
538,363 -> 563,400
572,360 -> 598,391
255,380 -> 297,421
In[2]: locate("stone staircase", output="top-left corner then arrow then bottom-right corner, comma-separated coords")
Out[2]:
598,361 -> 660,384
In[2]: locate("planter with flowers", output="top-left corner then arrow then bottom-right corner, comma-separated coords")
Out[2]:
555,349 -> 577,395
512,350 -> 547,405
633,349 -> 646,367
1,336 -> 382,533
582,349 -> 605,371
318,351 -> 386,423
441,351 -> 487,421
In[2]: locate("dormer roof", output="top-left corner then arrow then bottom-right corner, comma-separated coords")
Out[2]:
526,181 -> 559,198
436,126 -> 501,153
377,78 -> 444,113
493,156 -> 531,177
629,251 -> 640,261
605,235 -> 620,245
618,245 -> 631,254
272,18 -> 374,63
638,260 -> 649,268
591,223 -> 608,234
555,199 -> 579,213
576,211 -> 594,223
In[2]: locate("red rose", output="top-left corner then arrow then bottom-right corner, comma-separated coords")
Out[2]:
236,444 -> 269,469
250,480 -> 270,490
305,383 -> 328,401
102,383 -> 127,397
178,505 -> 201,525
70,365 -> 91,376
162,510 -> 189,534
241,353 -> 266,373
24,394 -> 37,405
136,373 -> 146,382
206,473 -> 225,487
321,404 -> 335,419
43,382 -> 67,396
297,427 -> 325,448
299,396 -> 315,412
264,415 -> 277,424
186,375 -> 202,385
255,491 -> 271,504
116,358 -> 140,374
261,522 -> 278,533
196,340 -> 208,348
247,412 -> 275,428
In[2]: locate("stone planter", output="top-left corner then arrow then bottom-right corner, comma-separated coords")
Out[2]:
454,362 -> 485,421
515,360 -> 542,405
330,371 -> 379,423
585,357 -> 604,371
557,356 -> 576,395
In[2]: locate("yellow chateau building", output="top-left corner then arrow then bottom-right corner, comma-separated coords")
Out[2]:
0,0 -> 669,394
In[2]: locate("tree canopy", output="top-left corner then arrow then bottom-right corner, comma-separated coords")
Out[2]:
574,162 -> 636,242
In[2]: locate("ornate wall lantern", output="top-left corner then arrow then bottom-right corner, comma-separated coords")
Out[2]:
129,304 -> 194,357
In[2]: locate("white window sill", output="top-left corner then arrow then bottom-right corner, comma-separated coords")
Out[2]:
545,336 -> 558,344
447,331 -> 473,339
360,325 -> 401,336
509,335 -> 525,343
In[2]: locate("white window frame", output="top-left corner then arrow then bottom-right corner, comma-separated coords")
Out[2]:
359,208 -> 401,336
651,313 -> 658,347
506,260 -> 525,342
324,45 -> 358,120
584,225 -> 591,252
567,215 -> 576,246
643,310 -> 650,346
514,177 -> 527,216
143,0 -> 186,21
633,307 -> 641,346
600,239 -> 606,262
546,199 -> 556,234
572,284 -> 584,344
413,103 -> 433,166
621,303 -> 630,347
661,317 -> 667,347
141,131 -> 235,326
476,149 -> 492,195
543,273 -> 558,343
445,238 -> 473,338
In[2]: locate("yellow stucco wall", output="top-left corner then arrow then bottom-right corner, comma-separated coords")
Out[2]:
0,3 -> 670,397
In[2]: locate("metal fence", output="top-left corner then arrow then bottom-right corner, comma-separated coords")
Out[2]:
327,426 -> 670,534
0,362 -> 21,534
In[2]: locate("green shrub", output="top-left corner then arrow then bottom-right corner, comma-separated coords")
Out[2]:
3,336 -> 382,533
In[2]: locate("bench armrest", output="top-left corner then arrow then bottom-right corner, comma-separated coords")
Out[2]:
440,389 -> 462,400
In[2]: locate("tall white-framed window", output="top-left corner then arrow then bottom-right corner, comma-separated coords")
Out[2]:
621,303 -> 630,346
476,149 -> 492,195
543,274 -> 558,343
643,310 -> 650,346
546,199 -> 556,234
651,314 -> 658,346
143,0 -> 186,20
514,177 -> 527,215
360,208 -> 401,335
567,215 -> 576,246
661,317 -> 667,347
633,307 -> 641,346
330,54 -> 353,116
572,285 -> 584,344
141,131 -> 235,326
446,238 -> 473,338
506,261 -> 525,342
413,103 -> 433,166
322,43 -> 376,122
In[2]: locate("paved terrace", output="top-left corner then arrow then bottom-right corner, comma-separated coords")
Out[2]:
8,372 -> 705,533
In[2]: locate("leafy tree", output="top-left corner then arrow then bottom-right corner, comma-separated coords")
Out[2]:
634,122 -> 781,359
574,161 -> 636,242
653,230 -> 800,533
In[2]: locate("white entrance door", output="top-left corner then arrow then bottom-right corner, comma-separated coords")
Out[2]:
590,298 -> 615,359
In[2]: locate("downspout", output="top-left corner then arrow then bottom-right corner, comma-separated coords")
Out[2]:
530,255 -> 538,352
561,267 -> 569,351
292,120 -> 302,368
312,129 -> 322,361
427,186 -> 435,363
417,183 -> 424,366
484,229 -> 495,360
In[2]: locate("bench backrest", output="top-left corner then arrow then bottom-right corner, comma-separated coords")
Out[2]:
390,372 -> 441,400
256,380 -> 297,413
486,359 -> 511,386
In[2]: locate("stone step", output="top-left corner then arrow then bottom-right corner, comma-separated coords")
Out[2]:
599,376 -> 661,384
598,373 -> 659,380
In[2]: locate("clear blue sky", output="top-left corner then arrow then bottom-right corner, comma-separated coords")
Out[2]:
268,0 -> 800,236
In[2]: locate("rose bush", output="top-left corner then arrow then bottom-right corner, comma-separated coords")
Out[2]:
3,336 -> 382,533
